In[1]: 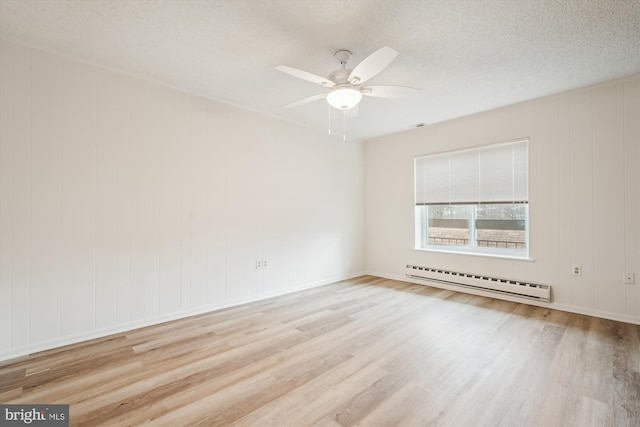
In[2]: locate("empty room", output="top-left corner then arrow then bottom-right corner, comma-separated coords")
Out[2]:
1,0 -> 640,426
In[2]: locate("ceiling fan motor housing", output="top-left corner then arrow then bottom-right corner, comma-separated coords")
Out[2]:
330,50 -> 354,85
328,69 -> 352,85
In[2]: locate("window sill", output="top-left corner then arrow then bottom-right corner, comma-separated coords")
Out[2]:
413,247 -> 535,262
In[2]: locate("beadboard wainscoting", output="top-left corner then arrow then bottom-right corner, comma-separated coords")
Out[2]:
0,40 -> 365,361
365,74 -> 640,324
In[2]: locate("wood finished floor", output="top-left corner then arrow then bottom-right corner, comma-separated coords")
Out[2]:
1,276 -> 640,426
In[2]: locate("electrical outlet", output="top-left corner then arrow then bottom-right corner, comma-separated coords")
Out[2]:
572,265 -> 582,276
263,259 -> 268,269
256,260 -> 262,270
624,273 -> 635,285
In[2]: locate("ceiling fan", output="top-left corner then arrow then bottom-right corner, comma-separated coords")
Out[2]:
276,46 -> 419,111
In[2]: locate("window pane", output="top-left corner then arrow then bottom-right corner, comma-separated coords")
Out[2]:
427,205 -> 469,246
475,204 -> 526,250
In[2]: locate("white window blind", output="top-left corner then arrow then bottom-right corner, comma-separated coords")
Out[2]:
415,139 -> 528,205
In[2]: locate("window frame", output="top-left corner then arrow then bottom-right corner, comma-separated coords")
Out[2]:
414,139 -> 531,260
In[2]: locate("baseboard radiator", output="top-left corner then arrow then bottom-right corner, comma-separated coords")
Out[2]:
405,265 -> 551,302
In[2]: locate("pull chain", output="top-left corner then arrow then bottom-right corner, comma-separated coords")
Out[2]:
343,109 -> 346,141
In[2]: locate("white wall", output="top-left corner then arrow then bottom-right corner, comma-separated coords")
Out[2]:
365,75 -> 640,324
0,40 -> 365,360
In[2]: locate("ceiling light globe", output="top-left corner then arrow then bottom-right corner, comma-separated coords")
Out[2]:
326,88 -> 362,110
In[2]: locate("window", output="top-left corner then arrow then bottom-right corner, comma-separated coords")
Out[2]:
415,139 -> 529,258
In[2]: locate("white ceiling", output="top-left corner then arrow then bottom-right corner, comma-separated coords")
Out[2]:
1,0 -> 639,140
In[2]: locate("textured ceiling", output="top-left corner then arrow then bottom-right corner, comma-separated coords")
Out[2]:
1,0 -> 639,140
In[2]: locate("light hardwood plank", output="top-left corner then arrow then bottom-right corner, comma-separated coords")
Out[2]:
2,276 -> 640,426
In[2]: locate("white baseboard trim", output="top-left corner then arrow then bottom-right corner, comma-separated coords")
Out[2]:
548,303 -> 640,326
0,272 -> 365,362
367,270 -> 640,326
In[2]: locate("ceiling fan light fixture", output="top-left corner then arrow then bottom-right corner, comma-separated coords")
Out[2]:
326,87 -> 362,110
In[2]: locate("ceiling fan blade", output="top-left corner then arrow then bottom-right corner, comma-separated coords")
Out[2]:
348,46 -> 398,85
276,65 -> 335,88
281,93 -> 327,109
361,85 -> 420,98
